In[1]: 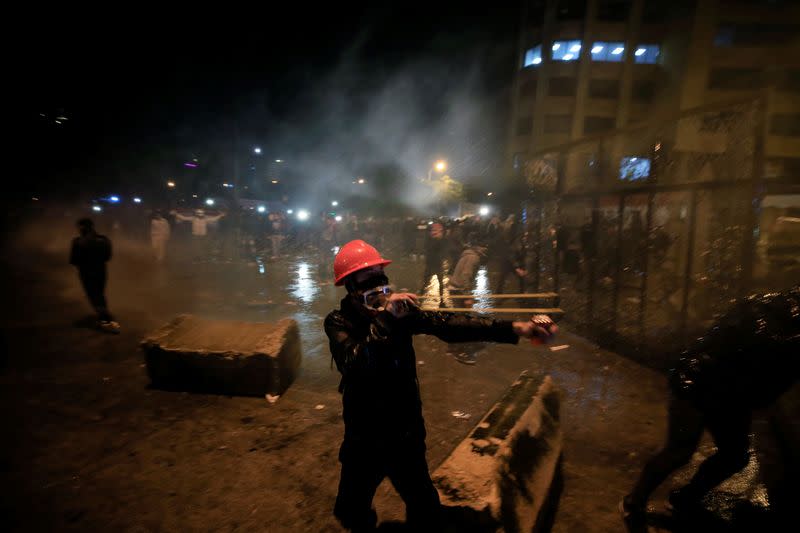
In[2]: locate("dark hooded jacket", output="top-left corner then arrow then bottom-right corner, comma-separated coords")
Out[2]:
325,297 -> 518,444
670,285 -> 800,410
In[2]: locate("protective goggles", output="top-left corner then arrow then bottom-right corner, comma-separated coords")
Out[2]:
361,285 -> 394,308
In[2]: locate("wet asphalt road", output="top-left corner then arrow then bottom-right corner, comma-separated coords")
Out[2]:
1,223 -> 793,532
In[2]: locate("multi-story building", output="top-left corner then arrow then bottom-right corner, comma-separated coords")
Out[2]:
507,0 -> 800,181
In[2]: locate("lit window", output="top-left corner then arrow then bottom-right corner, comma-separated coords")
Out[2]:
552,40 -> 581,61
619,157 -> 651,181
590,42 -> 625,62
634,44 -> 660,64
524,45 -> 543,67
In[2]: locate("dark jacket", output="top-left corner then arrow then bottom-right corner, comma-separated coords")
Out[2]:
670,285 -> 800,410
69,232 -> 112,272
324,297 -> 519,443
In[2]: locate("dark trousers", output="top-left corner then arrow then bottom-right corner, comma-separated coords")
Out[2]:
79,269 -> 113,322
334,438 -> 441,531
421,254 -> 445,297
488,260 -> 524,296
629,394 -> 751,505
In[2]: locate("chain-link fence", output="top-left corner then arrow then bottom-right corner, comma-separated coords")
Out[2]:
519,98 -> 798,368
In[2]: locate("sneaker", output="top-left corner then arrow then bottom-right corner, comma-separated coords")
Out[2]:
99,320 -> 121,334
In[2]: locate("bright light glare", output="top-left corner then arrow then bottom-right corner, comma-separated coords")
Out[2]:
552,43 -> 560,51
205,198 -> 215,206
331,201 -> 339,206
335,215 -> 342,222
109,195 -> 120,203
592,45 -> 604,53
275,159 -> 283,163
287,209 -> 294,214
487,192 -> 493,196
133,197 -> 142,203
532,57 -> 542,65
479,206 -> 490,216
271,180 -> 279,184
92,205 -> 102,212
635,48 -> 646,56
434,160 -> 447,172
570,44 -> 581,52
257,206 -> 266,213
167,181 -> 176,188
297,209 -> 309,221
357,178 -> 366,184
254,147 -> 262,154
612,47 -> 624,55
563,54 -> 574,60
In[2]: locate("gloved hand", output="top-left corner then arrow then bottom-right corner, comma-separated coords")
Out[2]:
384,293 -> 420,318
512,315 -> 558,344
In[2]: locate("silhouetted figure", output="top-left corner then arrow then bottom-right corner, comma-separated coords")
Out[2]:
172,208 -> 225,261
621,285 -> 800,528
486,215 -> 527,295
150,210 -> 171,264
69,218 -> 119,333
420,222 -> 446,299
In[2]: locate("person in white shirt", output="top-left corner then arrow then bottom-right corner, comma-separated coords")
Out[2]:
172,209 -> 225,261
150,210 -> 171,264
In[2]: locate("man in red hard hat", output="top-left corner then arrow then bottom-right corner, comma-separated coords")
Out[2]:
324,239 -> 557,531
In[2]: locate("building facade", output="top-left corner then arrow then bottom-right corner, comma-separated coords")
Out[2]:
507,0 -> 800,181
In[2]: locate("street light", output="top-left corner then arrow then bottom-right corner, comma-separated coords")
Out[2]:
275,159 -> 283,163
331,201 -> 338,207
254,147 -> 262,154
357,178 -> 366,184
297,209 -> 309,221
133,197 -> 142,203
428,160 -> 447,180
479,205 -> 490,216
257,205 -> 266,213
167,180 -> 176,188
206,198 -> 215,206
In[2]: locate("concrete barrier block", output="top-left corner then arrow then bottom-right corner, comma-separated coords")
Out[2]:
141,314 -> 301,398
433,372 -> 562,532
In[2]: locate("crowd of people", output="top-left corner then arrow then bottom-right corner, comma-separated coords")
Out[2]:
88,204 -> 536,296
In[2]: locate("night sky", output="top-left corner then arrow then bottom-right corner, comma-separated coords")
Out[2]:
17,3 -> 519,203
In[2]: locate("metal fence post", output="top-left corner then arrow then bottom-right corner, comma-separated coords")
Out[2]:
681,189 -> 699,345
610,194 -> 626,339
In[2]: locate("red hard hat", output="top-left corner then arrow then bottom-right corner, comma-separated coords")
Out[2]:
334,240 -> 392,286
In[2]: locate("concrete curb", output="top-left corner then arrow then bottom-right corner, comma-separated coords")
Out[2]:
433,371 -> 562,532
140,314 -> 302,398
